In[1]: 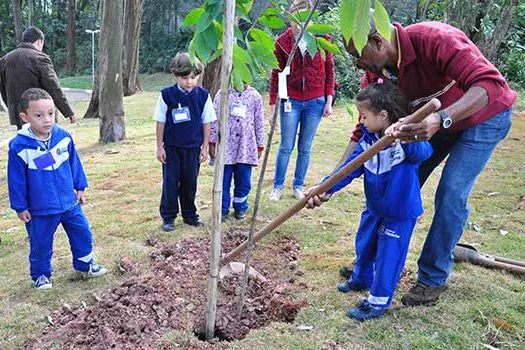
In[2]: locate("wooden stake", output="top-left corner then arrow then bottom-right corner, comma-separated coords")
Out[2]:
205,0 -> 236,341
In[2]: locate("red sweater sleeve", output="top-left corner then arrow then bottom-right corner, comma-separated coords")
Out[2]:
269,37 -> 289,105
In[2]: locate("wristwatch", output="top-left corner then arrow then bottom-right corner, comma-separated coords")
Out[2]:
438,110 -> 453,129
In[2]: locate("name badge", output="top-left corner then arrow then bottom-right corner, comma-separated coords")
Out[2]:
283,101 -> 292,113
171,104 -> 191,124
231,103 -> 247,118
33,152 -> 56,170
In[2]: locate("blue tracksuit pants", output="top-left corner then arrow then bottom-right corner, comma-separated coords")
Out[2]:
25,204 -> 94,281
222,164 -> 252,214
351,209 -> 417,308
160,146 -> 200,223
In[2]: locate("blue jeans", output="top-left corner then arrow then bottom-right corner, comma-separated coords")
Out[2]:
222,163 -> 252,214
273,97 -> 325,190
417,109 -> 512,287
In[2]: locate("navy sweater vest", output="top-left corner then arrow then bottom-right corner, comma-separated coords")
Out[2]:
161,85 -> 209,148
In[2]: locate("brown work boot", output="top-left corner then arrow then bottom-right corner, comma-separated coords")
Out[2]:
401,282 -> 447,306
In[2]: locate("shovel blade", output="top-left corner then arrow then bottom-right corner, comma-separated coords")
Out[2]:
219,261 -> 267,282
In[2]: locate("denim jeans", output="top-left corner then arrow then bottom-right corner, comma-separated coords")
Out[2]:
273,97 -> 325,190
417,109 -> 512,287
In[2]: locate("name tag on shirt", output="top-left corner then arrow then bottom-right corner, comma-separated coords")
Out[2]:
283,101 -> 292,113
33,152 -> 56,170
172,105 -> 191,124
231,103 -> 247,118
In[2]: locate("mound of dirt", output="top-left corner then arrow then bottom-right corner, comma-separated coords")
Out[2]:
24,229 -> 306,349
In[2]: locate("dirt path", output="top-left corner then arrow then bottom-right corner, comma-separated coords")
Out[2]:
24,228 -> 307,349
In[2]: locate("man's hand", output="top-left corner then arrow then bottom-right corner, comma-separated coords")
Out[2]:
156,146 -> 166,164
391,112 -> 441,143
200,145 -> 209,163
69,115 -> 77,123
76,190 -> 86,205
323,103 -> 332,118
304,186 -> 332,209
17,210 -> 31,223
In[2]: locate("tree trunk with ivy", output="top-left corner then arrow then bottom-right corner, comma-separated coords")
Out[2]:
123,0 -> 144,96
66,0 -> 76,75
99,0 -> 125,143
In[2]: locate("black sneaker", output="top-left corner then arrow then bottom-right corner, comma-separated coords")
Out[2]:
183,217 -> 205,227
401,282 -> 447,306
161,222 -> 175,232
234,210 -> 246,220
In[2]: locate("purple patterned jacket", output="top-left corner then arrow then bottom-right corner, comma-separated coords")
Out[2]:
210,86 -> 265,166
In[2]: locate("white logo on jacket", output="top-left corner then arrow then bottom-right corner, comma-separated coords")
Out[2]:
361,140 -> 405,175
16,137 -> 71,170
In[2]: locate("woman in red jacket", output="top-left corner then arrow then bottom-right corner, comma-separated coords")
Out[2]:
268,2 -> 335,201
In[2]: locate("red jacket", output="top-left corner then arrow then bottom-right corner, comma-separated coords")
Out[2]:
269,28 -> 335,105
351,22 -> 516,141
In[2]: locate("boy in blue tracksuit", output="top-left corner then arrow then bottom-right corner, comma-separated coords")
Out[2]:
7,88 -> 106,289
153,52 -> 217,231
306,80 -> 433,320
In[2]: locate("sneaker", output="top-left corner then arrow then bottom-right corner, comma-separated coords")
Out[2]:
234,210 -> 246,220
337,278 -> 368,293
183,217 -> 205,227
339,265 -> 354,279
269,188 -> 283,201
221,212 -> 228,222
347,299 -> 386,321
83,263 -> 108,278
161,222 -> 175,232
401,282 -> 447,306
34,275 -> 52,289
293,188 -> 304,200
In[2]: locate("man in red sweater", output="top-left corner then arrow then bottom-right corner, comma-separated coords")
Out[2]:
340,19 -> 515,306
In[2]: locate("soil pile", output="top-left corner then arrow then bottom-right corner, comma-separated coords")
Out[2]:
24,229 -> 306,349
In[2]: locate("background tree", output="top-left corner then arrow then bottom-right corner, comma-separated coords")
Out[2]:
28,0 -> 34,26
122,0 -> 144,96
12,0 -> 23,43
66,0 -> 76,75
98,0 -> 125,143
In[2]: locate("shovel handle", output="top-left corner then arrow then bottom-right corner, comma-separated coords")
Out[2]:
221,98 -> 441,265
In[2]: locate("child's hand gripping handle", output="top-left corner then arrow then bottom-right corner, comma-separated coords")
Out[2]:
221,98 -> 441,265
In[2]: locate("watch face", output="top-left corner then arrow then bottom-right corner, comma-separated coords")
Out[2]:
443,117 -> 452,128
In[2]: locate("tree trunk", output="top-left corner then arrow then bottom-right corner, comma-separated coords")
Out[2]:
122,0 -> 143,96
478,0 -> 518,63
28,0 -> 34,26
66,0 -> 76,75
12,0 -> 23,43
99,0 -> 125,143
84,0 -> 103,119
201,58 -> 222,100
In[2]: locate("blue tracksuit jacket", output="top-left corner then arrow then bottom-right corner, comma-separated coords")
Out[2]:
8,124 -> 88,215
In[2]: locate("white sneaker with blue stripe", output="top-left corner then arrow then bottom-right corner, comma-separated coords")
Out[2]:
34,275 -> 52,289
83,263 -> 108,278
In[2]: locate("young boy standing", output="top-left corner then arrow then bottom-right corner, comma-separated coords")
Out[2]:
154,52 -> 216,231
7,88 -> 107,289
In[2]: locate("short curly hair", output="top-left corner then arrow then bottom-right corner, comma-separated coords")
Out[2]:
170,52 -> 204,77
355,79 -> 408,123
20,88 -> 53,112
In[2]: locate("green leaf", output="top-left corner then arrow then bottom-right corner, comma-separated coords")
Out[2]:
203,24 -> 219,50
231,67 -> 244,92
374,0 -> 391,43
263,8 -> 280,16
340,0 -> 357,43
233,44 -> 251,65
303,31 -> 318,59
259,14 -> 286,29
346,103 -> 355,118
249,28 -> 274,51
235,3 -> 252,23
181,8 -> 205,26
316,37 -> 340,54
232,56 -> 253,84
353,0 -> 371,54
196,11 -> 211,33
234,26 -> 244,41
248,41 -> 278,68
290,9 -> 319,23
188,39 -> 197,63
195,33 -> 212,62
307,24 -> 337,35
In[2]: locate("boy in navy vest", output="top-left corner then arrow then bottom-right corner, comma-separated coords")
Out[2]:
7,88 -> 107,289
153,52 -> 216,231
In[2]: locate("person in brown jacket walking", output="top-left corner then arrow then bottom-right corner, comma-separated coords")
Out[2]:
0,26 -> 76,129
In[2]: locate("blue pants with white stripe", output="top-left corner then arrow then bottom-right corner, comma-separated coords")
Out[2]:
351,209 -> 417,308
222,164 -> 252,214
25,204 -> 93,281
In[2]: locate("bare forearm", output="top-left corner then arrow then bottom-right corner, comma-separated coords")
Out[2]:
444,86 -> 488,122
202,123 -> 211,145
334,140 -> 357,171
156,122 -> 165,149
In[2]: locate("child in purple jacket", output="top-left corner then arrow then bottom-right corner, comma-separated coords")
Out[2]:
209,85 -> 265,220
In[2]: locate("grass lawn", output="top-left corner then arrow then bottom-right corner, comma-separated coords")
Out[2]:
0,91 -> 524,349
60,73 -> 175,92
